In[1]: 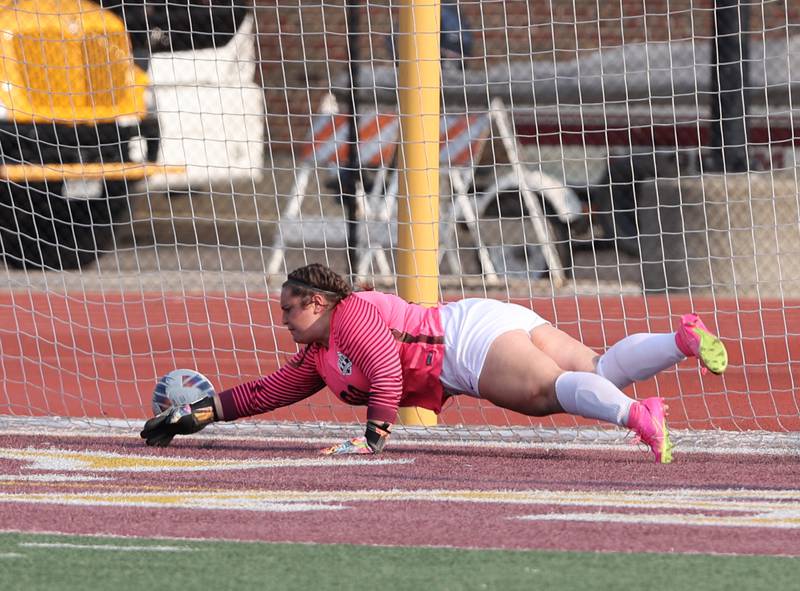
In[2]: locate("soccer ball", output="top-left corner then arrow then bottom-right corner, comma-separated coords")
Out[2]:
151,369 -> 216,415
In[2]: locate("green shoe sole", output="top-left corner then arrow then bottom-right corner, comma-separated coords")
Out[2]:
657,414 -> 674,464
697,330 -> 728,375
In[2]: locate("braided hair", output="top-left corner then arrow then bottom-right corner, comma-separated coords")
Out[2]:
282,263 -> 352,307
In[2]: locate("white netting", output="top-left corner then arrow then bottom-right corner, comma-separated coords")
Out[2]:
1,1 -> 799,444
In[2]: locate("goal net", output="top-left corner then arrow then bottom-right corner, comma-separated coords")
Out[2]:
1,0 -> 799,449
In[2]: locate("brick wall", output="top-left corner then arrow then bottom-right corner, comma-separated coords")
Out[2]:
254,0 -> 796,152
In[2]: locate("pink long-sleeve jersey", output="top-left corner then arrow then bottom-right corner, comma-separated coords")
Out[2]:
216,291 -> 446,424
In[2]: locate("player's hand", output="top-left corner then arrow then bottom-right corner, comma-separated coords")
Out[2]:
320,436 -> 373,455
140,397 -> 216,447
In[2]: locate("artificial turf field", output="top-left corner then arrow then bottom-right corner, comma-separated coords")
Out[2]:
1,531 -> 798,591
2,430 -> 799,590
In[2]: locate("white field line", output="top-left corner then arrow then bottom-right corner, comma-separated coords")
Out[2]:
1,528 -> 797,558
0,494 -> 346,513
2,487 -> 800,529
516,512 -> 800,529
4,485 -> 800,504
0,528 -> 265,548
18,542 -> 199,552
1,416 -> 798,456
0,447 -> 413,472
0,474 -> 111,482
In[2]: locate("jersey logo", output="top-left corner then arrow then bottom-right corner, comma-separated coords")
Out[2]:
337,352 -> 353,376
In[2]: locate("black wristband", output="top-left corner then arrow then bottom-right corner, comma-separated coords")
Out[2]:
364,421 -> 392,452
189,396 -> 218,425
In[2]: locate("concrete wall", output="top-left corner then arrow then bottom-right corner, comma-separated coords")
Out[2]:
639,170 -> 800,298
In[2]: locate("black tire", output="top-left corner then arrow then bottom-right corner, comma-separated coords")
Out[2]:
587,151 -> 672,257
0,180 -> 130,270
473,187 -> 573,281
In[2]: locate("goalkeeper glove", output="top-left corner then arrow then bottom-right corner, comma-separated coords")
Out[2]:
364,420 -> 391,452
140,396 -> 217,447
320,437 -> 373,455
320,420 -> 392,455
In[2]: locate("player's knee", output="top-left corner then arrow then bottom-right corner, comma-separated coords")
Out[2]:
524,379 -> 560,416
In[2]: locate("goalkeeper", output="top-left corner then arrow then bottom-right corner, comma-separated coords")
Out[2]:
141,263 -> 727,463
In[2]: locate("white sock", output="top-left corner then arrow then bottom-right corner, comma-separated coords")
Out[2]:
596,333 -> 685,390
554,371 -> 635,427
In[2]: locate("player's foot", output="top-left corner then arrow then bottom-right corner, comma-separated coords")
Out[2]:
675,313 -> 728,375
627,397 -> 673,464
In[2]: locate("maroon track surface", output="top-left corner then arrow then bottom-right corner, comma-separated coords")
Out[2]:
1,433 -> 799,556
3,292 -> 800,431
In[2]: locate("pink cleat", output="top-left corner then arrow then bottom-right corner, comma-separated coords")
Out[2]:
675,313 -> 728,375
627,397 -> 673,464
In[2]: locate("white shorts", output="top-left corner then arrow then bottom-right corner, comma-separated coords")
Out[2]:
439,298 -> 550,398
